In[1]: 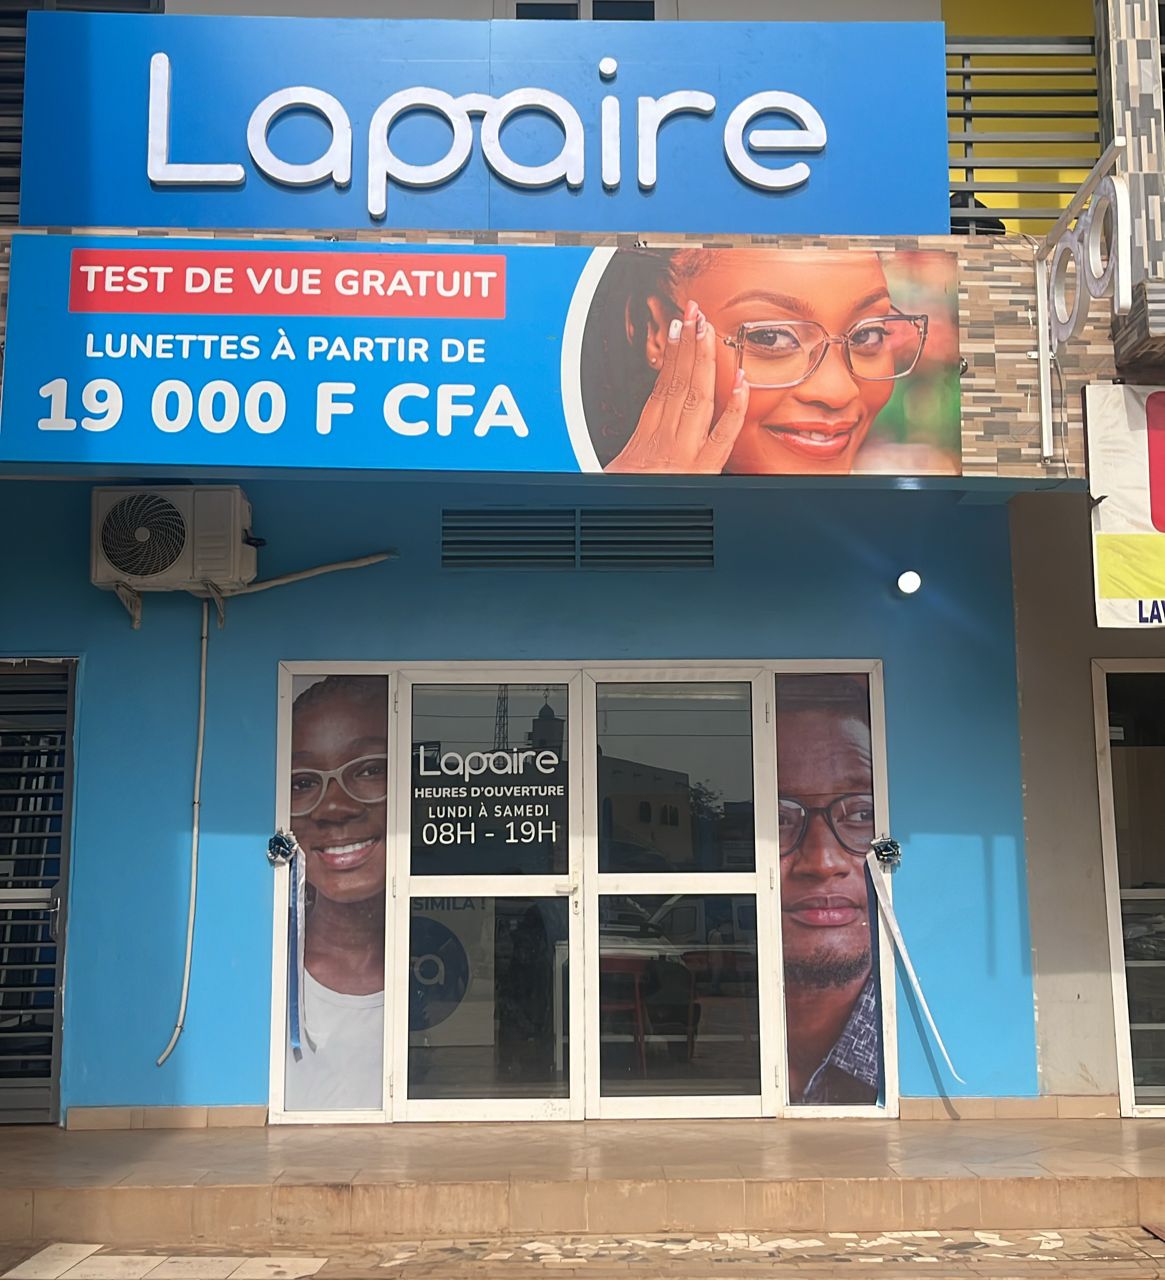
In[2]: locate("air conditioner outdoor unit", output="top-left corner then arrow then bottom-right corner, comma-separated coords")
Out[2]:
90,486 -> 258,593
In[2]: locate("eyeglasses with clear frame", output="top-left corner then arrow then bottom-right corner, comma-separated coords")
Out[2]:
290,754 -> 389,817
722,314 -> 929,390
778,793 -> 876,858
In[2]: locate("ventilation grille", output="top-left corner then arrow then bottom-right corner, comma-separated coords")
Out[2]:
100,492 -> 187,577
442,508 -> 714,570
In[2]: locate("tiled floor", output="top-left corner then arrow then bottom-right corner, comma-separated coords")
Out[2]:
10,1117 -> 1165,1186
8,1231 -> 1165,1279
7,1118 -> 1165,1242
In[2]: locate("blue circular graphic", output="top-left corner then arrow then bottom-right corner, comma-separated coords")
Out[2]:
409,916 -> 471,1031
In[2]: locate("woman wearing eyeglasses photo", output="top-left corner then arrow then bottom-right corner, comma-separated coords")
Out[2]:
579,247 -> 959,477
284,674 -> 388,1111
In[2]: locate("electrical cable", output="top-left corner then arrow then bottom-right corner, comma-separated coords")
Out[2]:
153,551 -> 394,1065
221,552 -> 395,597
156,598 -> 209,1067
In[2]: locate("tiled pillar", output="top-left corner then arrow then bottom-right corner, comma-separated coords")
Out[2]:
1093,0 -> 1165,287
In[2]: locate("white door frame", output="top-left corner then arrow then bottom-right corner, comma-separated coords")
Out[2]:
269,658 -> 897,1123
1093,657 -> 1165,1118
268,662 -> 397,1125
391,667 -> 585,1122
581,665 -> 778,1119
768,660 -> 898,1121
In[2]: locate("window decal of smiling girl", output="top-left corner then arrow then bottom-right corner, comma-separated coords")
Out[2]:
285,674 -> 388,1112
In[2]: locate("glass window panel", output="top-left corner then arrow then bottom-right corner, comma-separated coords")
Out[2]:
516,2 -> 579,14
411,684 -> 569,876
1126,964 -> 1165,1026
775,673 -> 883,1108
1121,898 -> 1165,1105
596,682 -> 754,873
1122,900 -> 1165,963
1131,1030 -> 1165,1096
593,0 -> 655,16
1109,674 -> 1165,890
598,893 -> 760,1097
408,897 -> 569,1100
284,674 -> 388,1112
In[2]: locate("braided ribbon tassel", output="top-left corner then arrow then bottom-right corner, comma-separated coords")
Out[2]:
268,831 -> 313,1057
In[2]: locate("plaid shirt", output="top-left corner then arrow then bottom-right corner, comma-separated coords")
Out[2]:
798,974 -> 881,1106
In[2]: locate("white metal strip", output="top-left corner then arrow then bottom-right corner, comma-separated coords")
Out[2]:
868,662 -> 899,1115
266,663 -> 293,1122
865,851 -> 964,1086
1093,659 -> 1137,1117
593,1094 -> 764,1119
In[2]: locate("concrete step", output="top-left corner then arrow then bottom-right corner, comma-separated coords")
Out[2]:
0,1170 -> 1155,1245
3,1118 -> 1160,1247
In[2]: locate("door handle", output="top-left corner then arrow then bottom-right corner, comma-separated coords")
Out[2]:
553,876 -> 581,914
48,889 -> 63,942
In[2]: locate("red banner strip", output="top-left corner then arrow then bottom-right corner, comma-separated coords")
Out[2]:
68,249 -> 507,320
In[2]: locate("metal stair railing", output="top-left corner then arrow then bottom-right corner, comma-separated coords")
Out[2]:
948,34 -> 1100,234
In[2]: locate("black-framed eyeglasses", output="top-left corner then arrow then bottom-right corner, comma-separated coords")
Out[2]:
722,314 -> 928,390
778,793 -> 876,858
290,754 -> 389,816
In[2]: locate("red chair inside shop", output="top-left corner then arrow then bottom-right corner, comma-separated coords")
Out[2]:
598,953 -> 649,1077
677,954 -> 701,1063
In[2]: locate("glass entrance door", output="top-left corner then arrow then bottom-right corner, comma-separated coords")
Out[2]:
391,672 -> 584,1120
1098,666 -> 1165,1113
582,671 -> 781,1118
273,660 -> 894,1122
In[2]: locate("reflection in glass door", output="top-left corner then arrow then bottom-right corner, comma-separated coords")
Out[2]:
583,675 -> 778,1118
392,674 -> 583,1120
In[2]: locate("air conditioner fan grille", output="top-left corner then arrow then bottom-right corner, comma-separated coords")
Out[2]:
100,493 -> 187,578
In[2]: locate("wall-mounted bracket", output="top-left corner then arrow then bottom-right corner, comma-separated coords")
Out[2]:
113,582 -> 142,630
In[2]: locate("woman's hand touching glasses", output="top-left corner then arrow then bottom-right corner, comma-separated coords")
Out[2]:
606,300 -> 750,474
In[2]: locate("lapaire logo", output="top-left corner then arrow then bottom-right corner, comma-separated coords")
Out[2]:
416,745 -> 561,782
147,52 -> 828,218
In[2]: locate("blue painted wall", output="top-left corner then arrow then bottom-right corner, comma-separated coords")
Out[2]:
0,476 -> 1036,1106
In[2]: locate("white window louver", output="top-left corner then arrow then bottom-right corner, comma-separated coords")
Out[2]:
441,508 -> 714,570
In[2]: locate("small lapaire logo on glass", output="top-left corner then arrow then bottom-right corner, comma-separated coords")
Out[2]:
417,745 -> 561,783
147,52 -> 827,219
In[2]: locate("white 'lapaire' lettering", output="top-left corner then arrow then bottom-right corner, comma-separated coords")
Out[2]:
146,53 -> 827,216
417,746 -> 560,783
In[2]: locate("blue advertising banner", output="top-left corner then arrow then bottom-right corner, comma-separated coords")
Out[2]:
19,14 -> 949,235
0,234 -> 962,477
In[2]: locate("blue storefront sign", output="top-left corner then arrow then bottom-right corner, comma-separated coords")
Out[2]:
19,14 -> 949,235
0,234 -> 963,477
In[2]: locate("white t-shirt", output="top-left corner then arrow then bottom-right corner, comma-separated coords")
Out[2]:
284,971 -> 384,1112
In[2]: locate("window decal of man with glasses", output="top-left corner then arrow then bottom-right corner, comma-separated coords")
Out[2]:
775,673 -> 883,1107
580,247 -> 959,477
